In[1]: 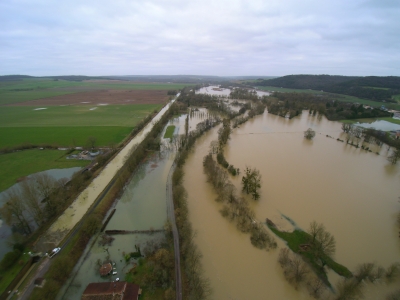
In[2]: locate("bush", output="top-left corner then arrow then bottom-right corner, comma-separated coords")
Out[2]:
0,249 -> 22,270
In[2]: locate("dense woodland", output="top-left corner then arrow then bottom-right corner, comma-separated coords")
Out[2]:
257,75 -> 400,102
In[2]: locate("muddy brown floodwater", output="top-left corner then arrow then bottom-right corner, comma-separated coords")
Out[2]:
183,110 -> 400,299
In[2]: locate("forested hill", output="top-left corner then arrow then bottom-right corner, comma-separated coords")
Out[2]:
257,75 -> 400,102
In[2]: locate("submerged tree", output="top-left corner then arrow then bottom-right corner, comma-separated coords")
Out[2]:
241,167 -> 262,200
304,128 -> 316,140
308,221 -> 336,268
387,147 -> 400,165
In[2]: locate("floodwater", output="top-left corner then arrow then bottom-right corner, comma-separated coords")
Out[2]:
196,85 -> 270,97
39,98 -> 177,249
183,110 -> 400,299
355,119 -> 400,131
59,110 -> 212,298
0,167 -> 81,259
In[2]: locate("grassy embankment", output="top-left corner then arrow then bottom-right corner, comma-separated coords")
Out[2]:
257,86 -> 400,111
0,149 -> 88,192
268,226 -> 352,285
163,125 -> 176,139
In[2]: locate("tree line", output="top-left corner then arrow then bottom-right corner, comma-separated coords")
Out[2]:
258,75 -> 400,102
265,92 -> 392,120
203,154 -> 276,250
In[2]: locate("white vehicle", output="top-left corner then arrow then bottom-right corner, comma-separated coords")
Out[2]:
49,247 -> 61,258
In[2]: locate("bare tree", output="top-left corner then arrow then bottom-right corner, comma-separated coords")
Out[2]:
33,173 -> 58,216
308,221 -> 336,268
20,179 -> 44,226
87,136 -> 97,150
0,189 -> 32,234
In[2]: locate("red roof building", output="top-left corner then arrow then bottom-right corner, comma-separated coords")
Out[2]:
81,282 -> 140,300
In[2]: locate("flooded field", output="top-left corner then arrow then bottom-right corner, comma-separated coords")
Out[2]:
59,109 -> 213,298
59,152 -> 173,299
355,119 -> 400,131
196,85 -> 270,97
183,110 -> 400,299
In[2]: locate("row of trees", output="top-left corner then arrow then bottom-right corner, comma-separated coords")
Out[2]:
203,154 -> 276,250
167,113 -> 228,299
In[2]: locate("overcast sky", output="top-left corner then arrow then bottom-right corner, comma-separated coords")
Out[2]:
1,0 -> 399,76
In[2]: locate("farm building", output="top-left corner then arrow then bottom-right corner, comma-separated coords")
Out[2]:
99,262 -> 112,276
81,282 -> 140,300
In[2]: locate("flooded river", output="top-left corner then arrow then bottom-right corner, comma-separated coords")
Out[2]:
183,111 -> 400,299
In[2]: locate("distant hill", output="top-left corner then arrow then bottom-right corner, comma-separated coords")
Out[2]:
258,75 -> 400,102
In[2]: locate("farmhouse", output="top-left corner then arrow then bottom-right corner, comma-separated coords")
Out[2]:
81,282 -> 140,300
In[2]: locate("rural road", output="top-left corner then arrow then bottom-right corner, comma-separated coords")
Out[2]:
166,163 -> 183,300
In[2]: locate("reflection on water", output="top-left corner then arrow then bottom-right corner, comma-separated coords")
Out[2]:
183,110 -> 400,299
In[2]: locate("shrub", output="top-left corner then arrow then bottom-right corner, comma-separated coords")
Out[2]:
0,249 -> 22,270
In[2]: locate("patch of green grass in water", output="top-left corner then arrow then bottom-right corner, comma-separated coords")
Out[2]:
0,149 -> 88,192
163,125 -> 175,139
268,226 -> 352,285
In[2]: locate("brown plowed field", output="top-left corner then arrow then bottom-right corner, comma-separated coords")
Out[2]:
10,89 -> 168,106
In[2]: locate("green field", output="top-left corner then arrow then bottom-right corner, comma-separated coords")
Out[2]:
0,104 -> 162,127
257,86 -> 400,110
0,126 -> 133,149
0,79 -> 189,105
0,149 -> 88,192
0,104 -> 162,148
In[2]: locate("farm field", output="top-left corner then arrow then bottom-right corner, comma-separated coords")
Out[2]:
0,104 -> 162,127
0,149 -> 88,192
257,85 -> 400,110
0,78 -> 188,105
0,104 -> 162,148
0,126 -> 132,149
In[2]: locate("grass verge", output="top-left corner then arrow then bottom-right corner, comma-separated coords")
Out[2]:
163,125 -> 175,139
